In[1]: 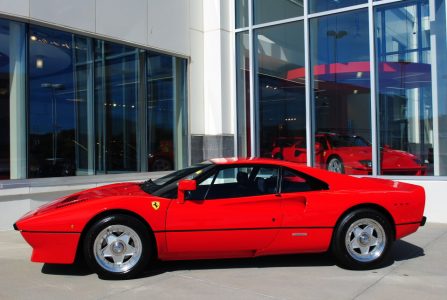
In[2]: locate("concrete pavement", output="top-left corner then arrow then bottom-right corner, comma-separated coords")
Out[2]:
0,223 -> 446,300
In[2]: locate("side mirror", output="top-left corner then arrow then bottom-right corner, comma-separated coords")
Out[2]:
315,142 -> 322,153
177,179 -> 197,204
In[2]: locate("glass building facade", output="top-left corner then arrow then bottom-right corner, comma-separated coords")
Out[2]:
0,18 -> 187,180
236,0 -> 447,177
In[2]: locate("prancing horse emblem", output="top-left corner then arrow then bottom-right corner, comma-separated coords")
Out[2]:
151,201 -> 160,210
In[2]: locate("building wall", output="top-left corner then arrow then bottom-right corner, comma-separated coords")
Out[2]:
0,0 -> 190,56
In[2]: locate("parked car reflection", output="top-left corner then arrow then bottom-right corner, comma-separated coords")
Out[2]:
271,133 -> 426,175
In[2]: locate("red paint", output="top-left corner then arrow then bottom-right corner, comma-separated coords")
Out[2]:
15,158 -> 425,265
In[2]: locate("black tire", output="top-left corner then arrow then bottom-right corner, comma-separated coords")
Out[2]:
327,156 -> 345,174
331,209 -> 393,270
83,214 -> 152,279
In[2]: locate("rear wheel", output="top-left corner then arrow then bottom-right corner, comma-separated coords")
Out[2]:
332,209 -> 393,270
83,214 -> 152,279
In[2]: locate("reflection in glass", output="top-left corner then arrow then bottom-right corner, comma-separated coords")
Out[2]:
432,0 -> 447,175
236,31 -> 250,156
147,52 -> 175,171
255,22 -> 306,159
28,26 -> 79,178
0,20 -> 13,179
95,41 -> 139,173
73,37 -> 94,175
376,0 -> 432,176
236,0 -> 249,28
310,10 -> 372,174
309,0 -> 367,14
254,0 -> 303,25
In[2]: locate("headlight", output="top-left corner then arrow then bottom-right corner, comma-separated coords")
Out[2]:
359,160 -> 372,168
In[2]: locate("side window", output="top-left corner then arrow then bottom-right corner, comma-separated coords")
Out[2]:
189,166 -> 279,200
281,168 -> 312,193
252,167 -> 279,195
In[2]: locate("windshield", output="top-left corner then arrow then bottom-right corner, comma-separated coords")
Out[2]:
327,135 -> 370,147
141,161 -> 213,196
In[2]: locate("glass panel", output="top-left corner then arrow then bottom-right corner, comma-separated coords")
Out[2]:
281,168 -> 311,193
236,31 -> 250,156
94,41 -> 139,173
432,0 -> 447,175
0,19 -> 10,179
255,22 -> 306,161
309,0 -> 367,14
147,52 -> 175,171
28,25 -> 79,178
310,10 -> 372,175
0,20 -> 10,179
0,19 -> 25,179
254,0 -> 303,25
376,0 -> 432,176
236,0 -> 249,28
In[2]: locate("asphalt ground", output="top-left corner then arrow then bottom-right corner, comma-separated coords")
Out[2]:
0,223 -> 446,300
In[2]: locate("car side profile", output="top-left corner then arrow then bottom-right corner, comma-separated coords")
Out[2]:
15,158 -> 426,279
271,133 -> 426,175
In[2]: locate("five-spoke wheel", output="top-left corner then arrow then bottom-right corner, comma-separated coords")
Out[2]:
327,157 -> 345,174
332,209 -> 392,269
83,214 -> 152,279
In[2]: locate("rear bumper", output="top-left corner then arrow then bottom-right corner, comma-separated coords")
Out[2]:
420,216 -> 427,226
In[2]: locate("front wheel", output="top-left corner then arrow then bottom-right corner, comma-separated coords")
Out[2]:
331,209 -> 393,270
327,157 -> 345,174
83,214 -> 152,279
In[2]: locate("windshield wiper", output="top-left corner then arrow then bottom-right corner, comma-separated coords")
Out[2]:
140,178 -> 159,194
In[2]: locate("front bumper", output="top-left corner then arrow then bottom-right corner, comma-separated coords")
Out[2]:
19,230 -> 81,264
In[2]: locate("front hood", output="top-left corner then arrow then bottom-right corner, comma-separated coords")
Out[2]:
333,146 -> 371,160
22,182 -> 145,218
77,182 -> 145,199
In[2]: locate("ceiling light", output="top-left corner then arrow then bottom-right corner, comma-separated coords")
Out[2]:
36,58 -> 44,69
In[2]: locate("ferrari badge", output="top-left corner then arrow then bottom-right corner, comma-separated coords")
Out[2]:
151,201 -> 160,210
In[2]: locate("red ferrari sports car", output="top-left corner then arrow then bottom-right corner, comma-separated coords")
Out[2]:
271,133 -> 426,175
15,158 -> 426,279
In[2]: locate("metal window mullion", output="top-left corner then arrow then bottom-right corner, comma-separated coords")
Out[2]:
232,0 -> 238,157
308,3 -> 369,19
304,0 -> 314,167
369,0 -> 379,176
373,0 -> 405,7
138,50 -> 148,172
251,15 -> 306,29
248,0 -> 256,156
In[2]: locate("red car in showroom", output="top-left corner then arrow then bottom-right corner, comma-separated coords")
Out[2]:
15,157 -> 426,279
271,133 -> 426,175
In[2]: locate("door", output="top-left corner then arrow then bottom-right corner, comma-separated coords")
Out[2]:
165,165 -> 282,258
